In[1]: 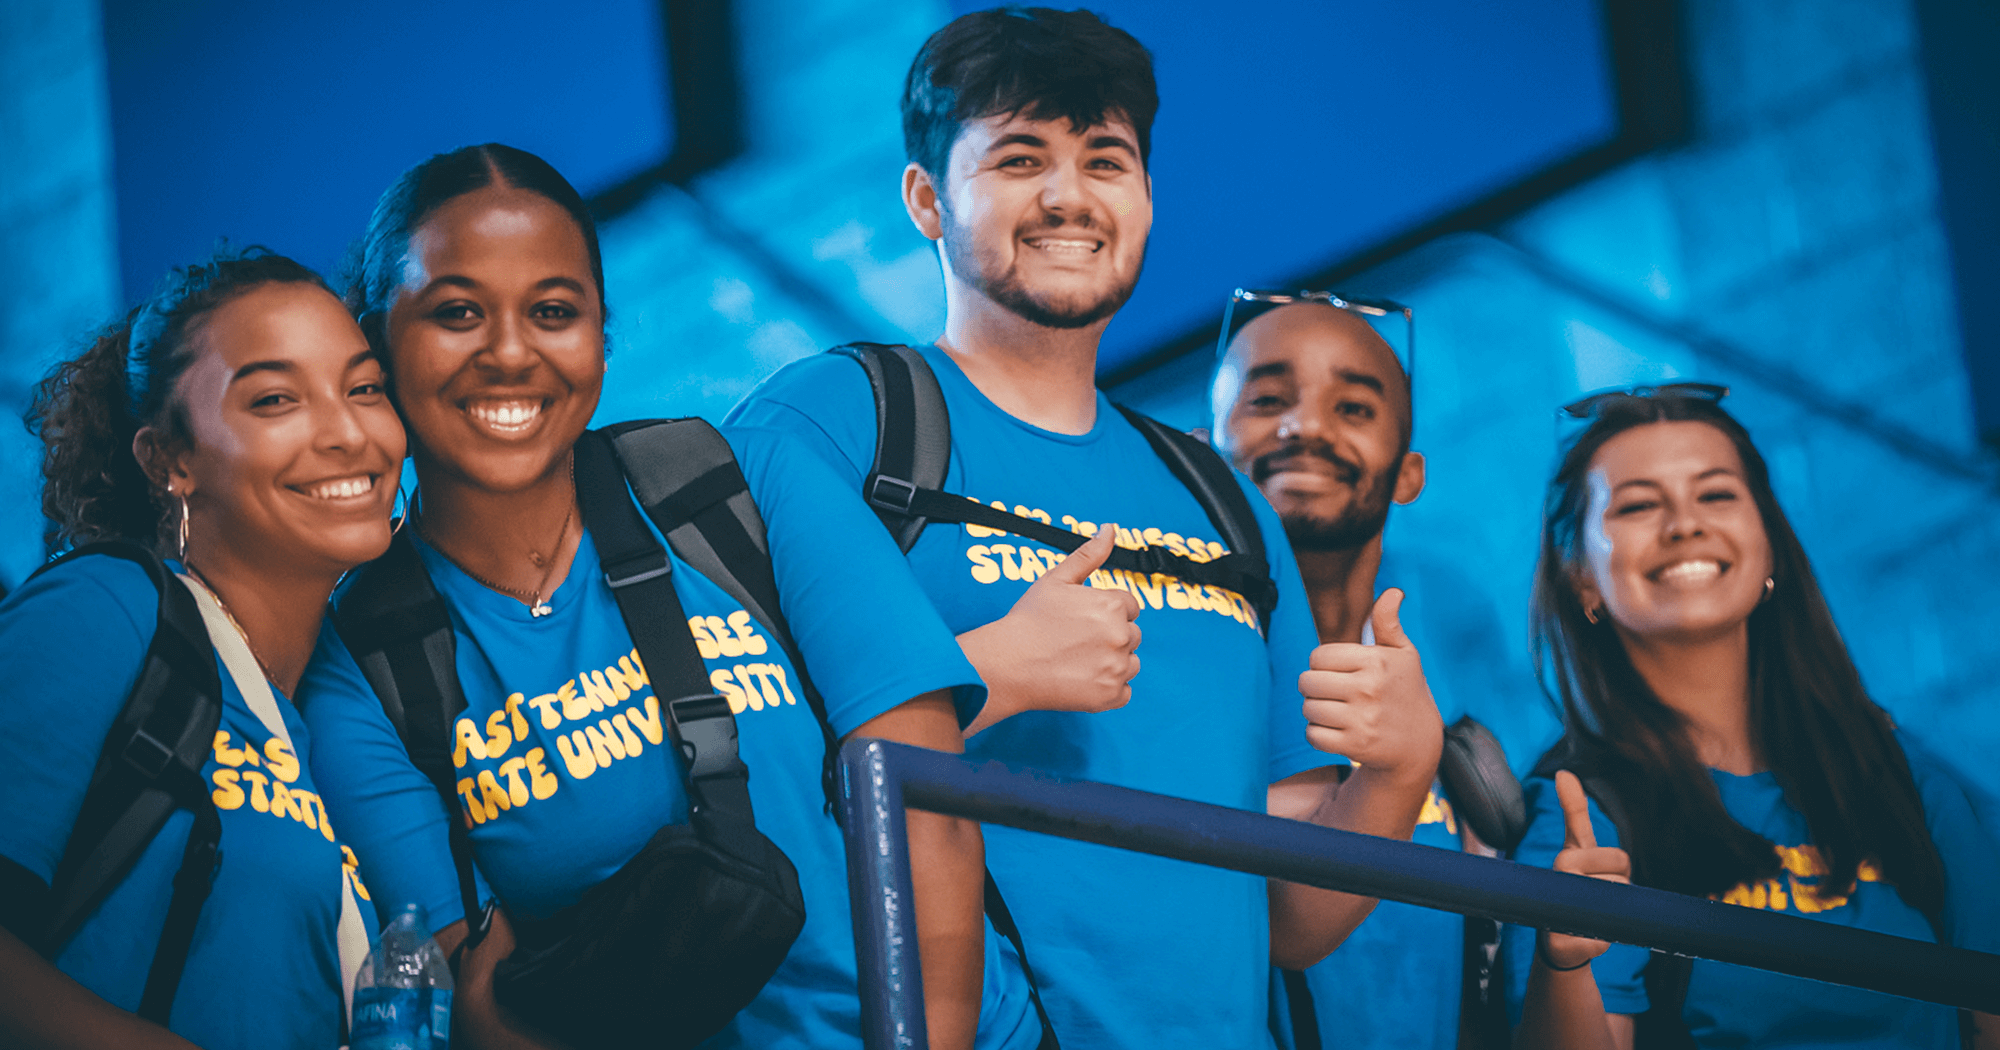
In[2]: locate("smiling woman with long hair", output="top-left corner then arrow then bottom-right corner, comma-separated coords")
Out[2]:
0,249 -> 405,1049
1503,391 -> 1999,1050
298,144 -> 1039,1050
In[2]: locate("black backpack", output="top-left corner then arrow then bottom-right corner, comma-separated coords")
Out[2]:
0,542 -> 225,1026
834,341 -> 1301,1048
334,420 -> 841,1049
833,342 -> 1280,628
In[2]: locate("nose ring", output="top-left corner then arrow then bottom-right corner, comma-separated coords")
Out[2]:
1276,416 -> 1300,442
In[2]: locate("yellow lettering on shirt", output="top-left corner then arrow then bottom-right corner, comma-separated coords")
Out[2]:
525,748 -> 558,799
688,616 -> 723,659
263,739 -> 300,783
626,697 -> 665,745
527,691 -> 563,729
241,769 -> 270,813
967,545 -> 1001,584
342,845 -> 372,902
453,717 -> 491,768
556,731 -> 597,780
712,668 -> 750,714
485,709 -> 516,759
497,757 -> 531,807
212,731 -> 249,767
211,768 -> 244,809
725,611 -> 768,656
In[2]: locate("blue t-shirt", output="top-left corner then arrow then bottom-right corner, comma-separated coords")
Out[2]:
1272,559 -> 1541,1050
302,425 -> 1039,1050
1274,779 -> 1465,1050
731,346 -> 1332,1050
0,554 -> 376,1050
1502,736 -> 2000,1047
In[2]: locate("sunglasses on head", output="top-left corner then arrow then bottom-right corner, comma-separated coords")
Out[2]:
1559,382 -> 1729,420
1219,288 -> 1415,378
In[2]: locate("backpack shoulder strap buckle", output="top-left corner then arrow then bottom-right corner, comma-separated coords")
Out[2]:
668,693 -> 745,780
120,728 -> 176,780
865,474 -> 919,515
603,553 -> 672,591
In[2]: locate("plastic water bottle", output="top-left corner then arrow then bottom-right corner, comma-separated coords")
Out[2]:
352,903 -> 453,1050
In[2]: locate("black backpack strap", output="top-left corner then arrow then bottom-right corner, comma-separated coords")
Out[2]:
830,345 -> 1278,630
1110,404 -> 1277,622
1636,952 -> 1695,1050
984,869 -> 1061,1050
599,418 -> 841,814
830,342 -> 952,554
1531,736 -> 1693,1048
573,431 -> 758,827
1276,967 -> 1323,1050
31,542 -> 225,1026
333,532 -> 483,940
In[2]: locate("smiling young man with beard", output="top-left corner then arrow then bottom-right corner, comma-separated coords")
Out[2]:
1215,301 -> 1509,1050
730,9 -> 1442,1048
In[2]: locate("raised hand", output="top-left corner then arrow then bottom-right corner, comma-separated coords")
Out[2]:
1541,769 -> 1633,971
957,525 -> 1143,736
1297,589 -> 1443,786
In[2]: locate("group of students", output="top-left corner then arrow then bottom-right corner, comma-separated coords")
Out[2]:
0,7 -> 1994,1050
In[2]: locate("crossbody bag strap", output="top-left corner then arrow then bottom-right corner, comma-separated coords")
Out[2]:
603,419 -> 841,813
573,432 -> 756,826
179,575 -> 367,1025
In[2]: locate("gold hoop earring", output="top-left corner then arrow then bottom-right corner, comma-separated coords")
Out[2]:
1584,604 -> 1601,625
390,481 -> 414,537
1762,576 -> 1775,603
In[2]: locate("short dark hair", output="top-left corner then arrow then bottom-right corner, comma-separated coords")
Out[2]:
345,144 -> 607,361
1533,395 -> 1945,920
902,7 -> 1157,182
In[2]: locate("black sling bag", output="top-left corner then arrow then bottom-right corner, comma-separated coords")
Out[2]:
0,542 -> 225,1026
334,421 -> 842,1050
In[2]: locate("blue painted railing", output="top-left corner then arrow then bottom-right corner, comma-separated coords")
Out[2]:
840,738 -> 2000,1050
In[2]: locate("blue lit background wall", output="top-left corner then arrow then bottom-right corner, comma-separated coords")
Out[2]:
3,0 -> 1994,833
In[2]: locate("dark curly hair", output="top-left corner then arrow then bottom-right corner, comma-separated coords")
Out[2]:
28,248 -> 331,551
344,143 -> 607,365
1531,393 -> 1944,922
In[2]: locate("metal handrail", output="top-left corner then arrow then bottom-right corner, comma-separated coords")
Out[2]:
840,738 -> 2000,1050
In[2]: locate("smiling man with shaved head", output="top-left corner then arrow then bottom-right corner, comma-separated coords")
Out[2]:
1215,300 -> 1516,1050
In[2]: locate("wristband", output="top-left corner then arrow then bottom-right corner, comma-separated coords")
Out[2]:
1537,931 -> 1592,972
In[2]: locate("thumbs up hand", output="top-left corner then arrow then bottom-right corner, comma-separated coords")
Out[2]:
1540,770 -> 1632,971
958,526 -> 1144,737
1297,589 -> 1444,786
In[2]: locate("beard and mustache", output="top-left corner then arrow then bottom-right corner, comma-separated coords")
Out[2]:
939,206 -> 1142,330
1252,441 -> 1401,552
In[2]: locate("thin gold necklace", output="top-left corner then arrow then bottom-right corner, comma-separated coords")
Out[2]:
416,458 -> 577,618
183,563 -> 284,688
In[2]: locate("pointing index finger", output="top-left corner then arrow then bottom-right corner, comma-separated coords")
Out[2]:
1555,769 -> 1598,851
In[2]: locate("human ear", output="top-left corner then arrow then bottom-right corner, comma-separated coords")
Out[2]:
1571,570 -> 1604,621
1392,451 -> 1426,505
131,426 -> 194,497
902,163 -> 944,241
